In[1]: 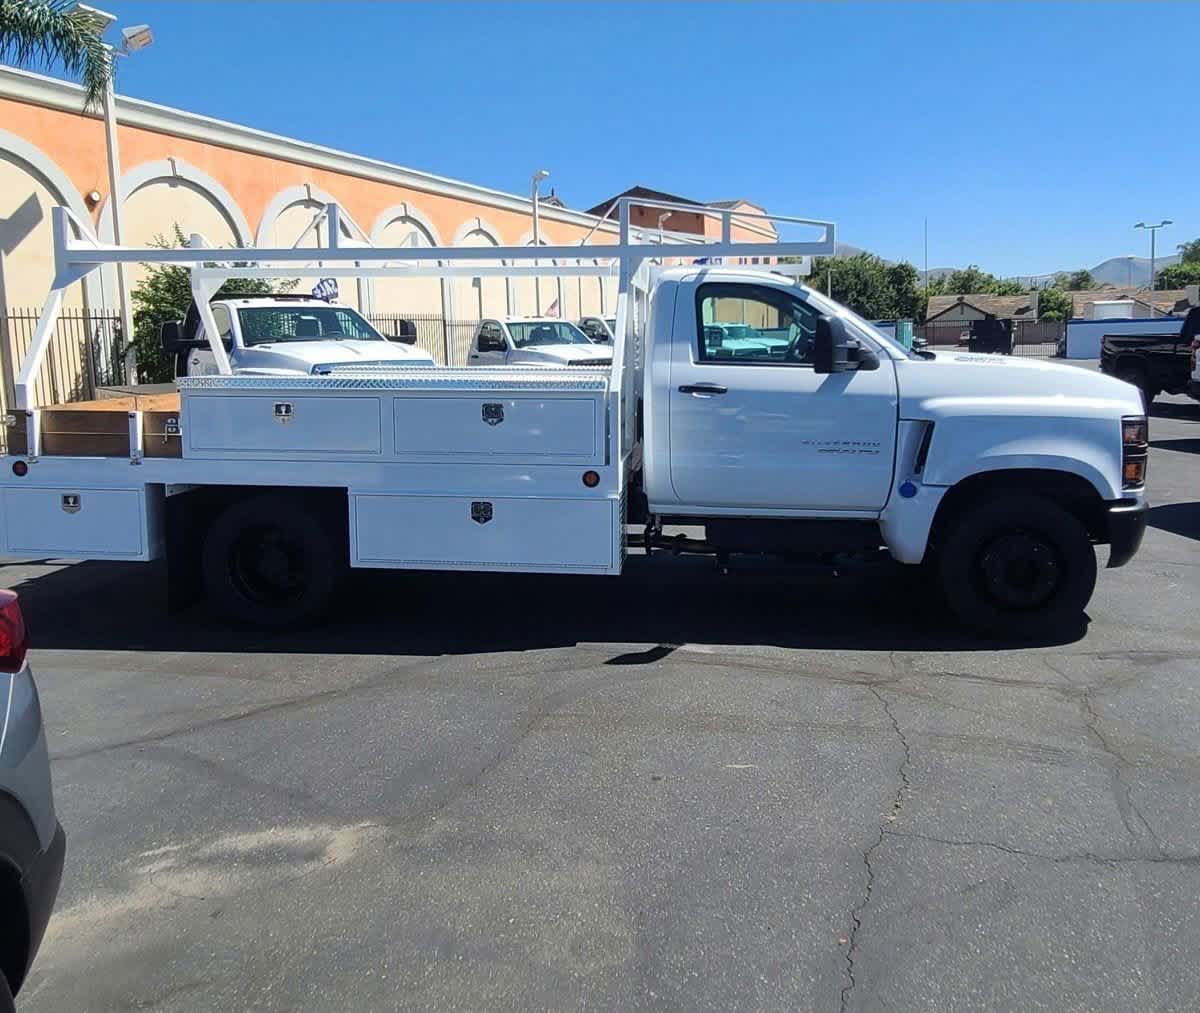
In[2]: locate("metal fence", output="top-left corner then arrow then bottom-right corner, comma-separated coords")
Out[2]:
916,319 -> 1065,359
1,308 -> 125,411
368,313 -> 478,366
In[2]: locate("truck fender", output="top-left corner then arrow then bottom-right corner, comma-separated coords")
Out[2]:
920,418 -> 1123,501
880,420 -> 1122,566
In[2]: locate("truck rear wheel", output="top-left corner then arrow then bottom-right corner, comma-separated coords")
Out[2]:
201,492 -> 345,628
933,493 -> 1096,639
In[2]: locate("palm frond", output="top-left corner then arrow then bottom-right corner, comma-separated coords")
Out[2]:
0,0 -> 114,110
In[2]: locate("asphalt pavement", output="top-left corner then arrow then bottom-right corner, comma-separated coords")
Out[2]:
9,392 -> 1200,1012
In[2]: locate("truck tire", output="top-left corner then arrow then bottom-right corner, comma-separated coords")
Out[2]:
201,492 -> 345,628
933,493 -> 1097,639
1114,364 -> 1153,408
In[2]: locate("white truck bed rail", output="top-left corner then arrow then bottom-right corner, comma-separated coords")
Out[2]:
18,196 -> 835,466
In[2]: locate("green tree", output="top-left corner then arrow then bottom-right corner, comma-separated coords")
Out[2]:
1055,269 -> 1097,291
1154,260 -> 1200,290
131,225 -> 292,382
804,253 -> 924,321
1175,238 -> 1200,264
940,265 -> 1024,296
0,0 -> 113,109
1036,286 -> 1072,321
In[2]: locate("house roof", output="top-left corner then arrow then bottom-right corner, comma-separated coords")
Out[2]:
708,198 -> 766,211
1070,287 -> 1195,317
585,186 -> 703,218
926,293 -> 1038,321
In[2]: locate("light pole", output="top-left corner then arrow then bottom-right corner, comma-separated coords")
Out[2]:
78,6 -> 154,383
1134,220 -> 1172,316
531,169 -> 549,313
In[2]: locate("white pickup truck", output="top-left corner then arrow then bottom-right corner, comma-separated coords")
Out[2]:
161,295 -> 435,376
0,199 -> 1148,639
468,317 -> 612,367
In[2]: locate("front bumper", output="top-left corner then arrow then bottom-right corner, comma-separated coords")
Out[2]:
1105,499 -> 1148,568
20,821 -> 65,985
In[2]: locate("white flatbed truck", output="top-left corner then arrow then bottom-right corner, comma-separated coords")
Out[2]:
0,199 -> 1148,637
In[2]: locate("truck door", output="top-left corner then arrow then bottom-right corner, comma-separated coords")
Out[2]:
186,304 -> 234,376
668,281 -> 899,512
469,321 -> 509,365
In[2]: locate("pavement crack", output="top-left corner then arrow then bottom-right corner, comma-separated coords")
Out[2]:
883,829 -> 1200,867
1044,657 -> 1165,856
840,686 -> 912,1013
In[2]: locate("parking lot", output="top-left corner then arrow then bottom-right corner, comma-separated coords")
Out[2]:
8,393 -> 1198,1011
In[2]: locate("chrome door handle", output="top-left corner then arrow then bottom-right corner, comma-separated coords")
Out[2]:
678,383 -> 727,395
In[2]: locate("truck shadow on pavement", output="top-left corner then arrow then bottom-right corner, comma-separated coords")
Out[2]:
12,554 -> 1087,656
1148,502 -> 1200,542
1151,401 -> 1199,422
1150,438 -> 1200,455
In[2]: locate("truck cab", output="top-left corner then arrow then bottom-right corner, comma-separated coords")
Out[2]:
161,296 -> 436,376
639,267 -> 1148,636
468,317 -> 613,366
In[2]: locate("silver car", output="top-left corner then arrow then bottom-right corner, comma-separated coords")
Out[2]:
0,590 -> 64,1012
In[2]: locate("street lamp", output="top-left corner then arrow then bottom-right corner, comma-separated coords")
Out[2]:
530,169 -> 550,312
1134,220 -> 1172,316
76,5 -> 154,382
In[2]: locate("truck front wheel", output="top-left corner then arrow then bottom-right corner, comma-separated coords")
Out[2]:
933,493 -> 1097,639
202,492 -> 345,628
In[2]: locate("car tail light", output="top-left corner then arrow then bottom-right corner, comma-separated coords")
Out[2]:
0,589 -> 28,673
1121,415 -> 1148,490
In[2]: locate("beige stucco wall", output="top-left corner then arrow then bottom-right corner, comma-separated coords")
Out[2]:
121,178 -> 241,295
372,216 -> 443,317
0,155 -> 92,412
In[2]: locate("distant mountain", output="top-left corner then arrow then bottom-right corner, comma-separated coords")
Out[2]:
1086,255 -> 1180,288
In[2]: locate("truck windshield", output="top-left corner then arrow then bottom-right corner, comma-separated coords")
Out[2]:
798,288 -> 914,359
238,306 -> 385,346
507,321 -> 591,347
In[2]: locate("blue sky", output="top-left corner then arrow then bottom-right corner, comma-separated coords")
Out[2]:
87,1 -> 1199,277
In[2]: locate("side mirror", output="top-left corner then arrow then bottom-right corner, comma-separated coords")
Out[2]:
813,315 -> 854,374
160,320 -> 185,354
477,333 -> 501,353
389,319 -> 418,345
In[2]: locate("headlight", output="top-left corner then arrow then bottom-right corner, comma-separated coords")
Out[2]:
1121,415 -> 1148,490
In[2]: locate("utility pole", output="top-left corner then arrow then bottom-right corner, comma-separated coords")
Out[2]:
924,217 -> 929,293
531,169 -> 549,314
1134,219 -> 1172,317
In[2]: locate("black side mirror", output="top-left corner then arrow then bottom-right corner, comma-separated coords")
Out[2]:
389,319 -> 418,345
813,315 -> 854,374
478,332 -> 505,353
160,320 -> 185,354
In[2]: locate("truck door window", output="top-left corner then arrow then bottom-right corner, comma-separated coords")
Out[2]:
696,283 -> 818,365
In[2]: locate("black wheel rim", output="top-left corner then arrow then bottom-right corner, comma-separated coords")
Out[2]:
228,523 -> 308,606
976,530 -> 1062,611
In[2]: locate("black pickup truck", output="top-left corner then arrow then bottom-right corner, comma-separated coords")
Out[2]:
1100,306 -> 1200,406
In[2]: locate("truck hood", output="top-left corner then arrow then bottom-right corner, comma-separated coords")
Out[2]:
511,344 -> 613,365
898,351 -> 1144,419
234,340 -> 435,374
